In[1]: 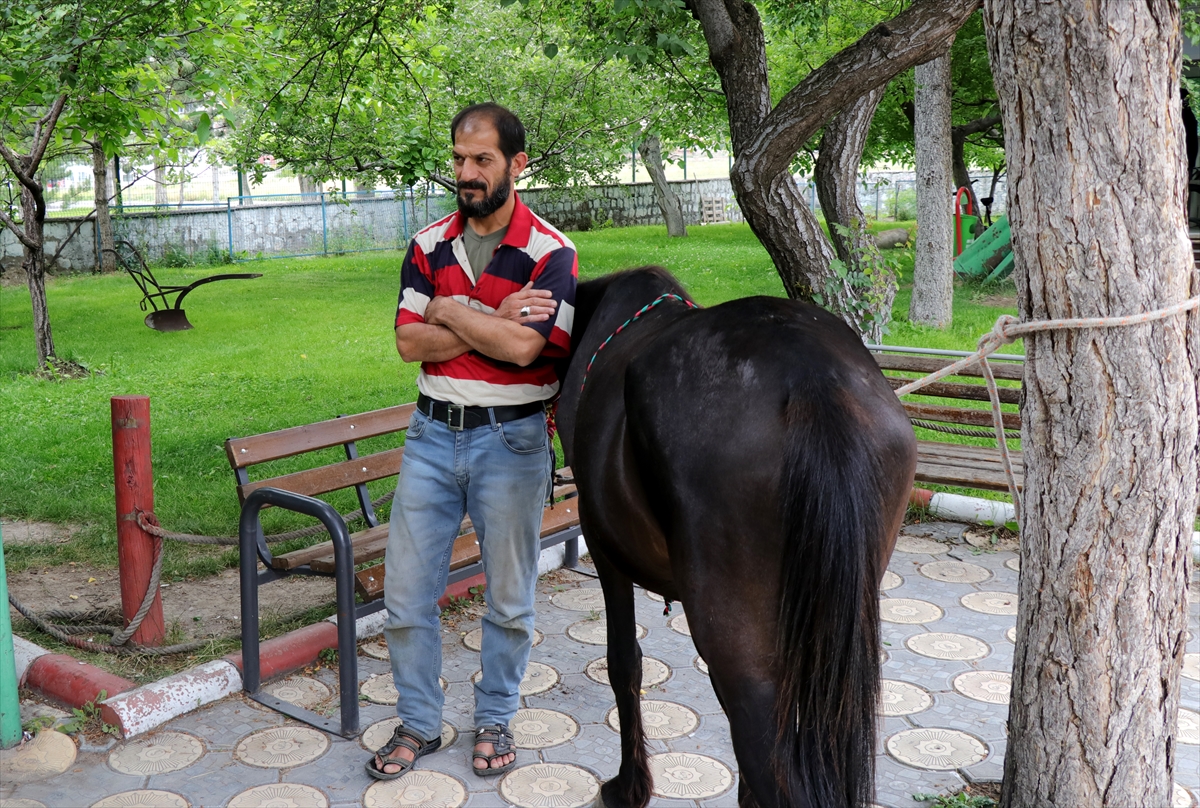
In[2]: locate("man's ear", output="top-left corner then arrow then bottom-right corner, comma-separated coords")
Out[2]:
510,151 -> 529,177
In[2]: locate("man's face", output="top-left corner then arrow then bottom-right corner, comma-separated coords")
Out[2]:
453,119 -> 514,219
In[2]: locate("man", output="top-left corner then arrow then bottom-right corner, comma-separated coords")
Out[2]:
365,103 -> 576,780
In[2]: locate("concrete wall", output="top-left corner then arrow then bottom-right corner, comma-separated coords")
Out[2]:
0,178 -> 744,275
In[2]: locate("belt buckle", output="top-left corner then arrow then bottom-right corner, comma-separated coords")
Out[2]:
446,404 -> 466,431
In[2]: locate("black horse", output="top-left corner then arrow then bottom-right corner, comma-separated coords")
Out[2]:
555,267 -> 917,808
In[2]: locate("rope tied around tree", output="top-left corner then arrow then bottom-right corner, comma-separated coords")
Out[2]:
893,297 -> 1200,525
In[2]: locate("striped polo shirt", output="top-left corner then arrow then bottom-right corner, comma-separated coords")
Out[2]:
395,193 -> 577,407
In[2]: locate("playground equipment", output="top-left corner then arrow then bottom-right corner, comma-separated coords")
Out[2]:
954,214 -> 1014,282
955,186 -> 979,256
1,524 -> 21,749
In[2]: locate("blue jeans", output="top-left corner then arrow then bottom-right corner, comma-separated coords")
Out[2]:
382,407 -> 552,741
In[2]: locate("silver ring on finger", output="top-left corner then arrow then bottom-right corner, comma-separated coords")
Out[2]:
520,306 -> 531,317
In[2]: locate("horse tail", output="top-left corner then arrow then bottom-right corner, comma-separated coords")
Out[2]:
775,393 -> 885,807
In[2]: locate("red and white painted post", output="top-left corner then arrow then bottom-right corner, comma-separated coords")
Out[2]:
111,395 -> 165,646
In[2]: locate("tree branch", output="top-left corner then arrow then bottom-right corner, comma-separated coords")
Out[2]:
739,0 -> 981,181
0,208 -> 37,249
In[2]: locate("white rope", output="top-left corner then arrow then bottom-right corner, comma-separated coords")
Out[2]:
894,297 -> 1200,523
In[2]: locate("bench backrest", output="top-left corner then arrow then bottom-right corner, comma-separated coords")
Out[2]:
873,351 -> 1024,430
224,403 -> 416,503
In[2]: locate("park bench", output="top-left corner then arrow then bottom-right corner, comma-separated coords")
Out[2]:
225,401 -> 581,737
870,346 -> 1025,494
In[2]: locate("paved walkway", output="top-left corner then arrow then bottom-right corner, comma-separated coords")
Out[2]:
3,520 -> 1199,807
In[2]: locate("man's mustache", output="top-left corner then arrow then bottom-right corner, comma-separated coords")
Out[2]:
457,180 -> 487,192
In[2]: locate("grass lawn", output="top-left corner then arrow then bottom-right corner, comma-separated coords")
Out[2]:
0,221 -> 1019,581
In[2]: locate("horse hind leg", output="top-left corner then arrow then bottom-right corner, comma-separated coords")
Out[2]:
592,549 -> 651,808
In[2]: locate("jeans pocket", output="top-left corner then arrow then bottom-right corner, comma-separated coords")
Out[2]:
499,413 -> 547,454
406,410 -> 428,441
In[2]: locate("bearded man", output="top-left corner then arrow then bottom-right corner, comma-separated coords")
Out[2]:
365,103 -> 577,780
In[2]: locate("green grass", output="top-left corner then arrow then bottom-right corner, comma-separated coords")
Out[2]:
0,222 -> 1019,578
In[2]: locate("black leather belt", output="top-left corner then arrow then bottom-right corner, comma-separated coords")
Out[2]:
417,393 -> 545,431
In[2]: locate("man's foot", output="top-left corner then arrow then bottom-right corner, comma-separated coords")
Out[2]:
364,726 -> 441,781
472,724 -> 517,777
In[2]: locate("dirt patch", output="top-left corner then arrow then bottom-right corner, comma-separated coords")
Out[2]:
8,562 -> 336,643
0,519 -> 83,546
976,292 -> 1017,309
964,524 -> 1020,553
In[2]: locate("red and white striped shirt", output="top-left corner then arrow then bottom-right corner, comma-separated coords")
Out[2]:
395,193 -> 577,406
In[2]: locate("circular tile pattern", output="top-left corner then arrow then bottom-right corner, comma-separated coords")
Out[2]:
511,708 -> 579,748
1179,708 -> 1200,745
880,598 -> 944,625
364,771 -> 467,808
360,639 -> 389,660
227,784 -> 327,808
881,570 -> 903,591
263,676 -> 331,710
895,536 -> 949,555
961,591 -> 1018,616
695,656 -> 709,675
108,731 -> 204,776
606,700 -> 699,740
0,800 -> 47,808
566,618 -> 646,646
585,656 -> 670,687
886,728 -> 989,770
648,752 -> 734,800
669,614 -> 691,636
953,671 -> 1012,705
234,726 -> 328,769
360,674 -> 446,704
906,632 -> 990,661
360,719 -> 457,752
1175,783 -> 1197,808
645,589 -> 665,602
0,729 -> 76,784
1183,653 -> 1200,681
463,627 -> 543,651
90,791 -> 188,808
1005,557 -> 1021,572
1006,626 -> 1017,643
550,587 -> 607,612
920,560 -> 992,584
499,762 -> 599,808
879,679 -> 933,716
472,661 -> 559,696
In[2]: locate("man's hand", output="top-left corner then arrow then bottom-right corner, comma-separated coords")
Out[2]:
495,282 -> 558,323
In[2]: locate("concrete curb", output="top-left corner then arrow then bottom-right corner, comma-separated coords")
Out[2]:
19,539 -> 591,738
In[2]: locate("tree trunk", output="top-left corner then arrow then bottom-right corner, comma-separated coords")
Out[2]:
92,142 -> 116,273
637,134 -> 687,237
154,165 -> 167,206
951,114 -> 1002,231
20,180 -> 55,366
909,51 -> 955,327
298,174 -> 321,195
983,1 -> 1196,806
686,0 -> 979,338
815,86 -> 893,341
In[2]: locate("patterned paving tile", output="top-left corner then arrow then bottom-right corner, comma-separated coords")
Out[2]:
108,732 -> 204,776
648,752 -> 734,800
228,783 -> 328,807
90,790 -> 189,808
498,762 -> 599,808
363,771 -> 466,807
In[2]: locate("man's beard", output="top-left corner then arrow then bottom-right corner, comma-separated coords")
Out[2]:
456,173 -> 512,219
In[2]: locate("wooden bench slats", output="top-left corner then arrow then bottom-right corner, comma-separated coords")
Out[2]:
905,403 -> 1020,431
271,523 -> 391,570
914,459 -> 1022,492
237,447 -> 405,504
874,353 -> 1025,381
354,497 -> 583,603
884,376 -> 1021,405
226,403 -> 416,469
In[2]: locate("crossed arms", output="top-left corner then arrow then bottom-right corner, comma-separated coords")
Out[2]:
395,282 -> 558,368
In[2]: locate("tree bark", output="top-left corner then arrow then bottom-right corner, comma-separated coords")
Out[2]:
153,165 -> 167,206
637,133 -> 687,237
983,1 -> 1196,805
20,180 -> 55,366
815,86 -> 893,341
92,142 -> 116,273
298,174 -> 321,195
910,51 -> 955,328
686,0 -> 979,336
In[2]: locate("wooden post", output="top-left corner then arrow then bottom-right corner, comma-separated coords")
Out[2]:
111,396 -> 165,646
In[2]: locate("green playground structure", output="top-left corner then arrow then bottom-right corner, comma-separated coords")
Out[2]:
954,214 -> 1014,283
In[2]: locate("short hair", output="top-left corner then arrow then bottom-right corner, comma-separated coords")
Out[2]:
451,103 -> 526,162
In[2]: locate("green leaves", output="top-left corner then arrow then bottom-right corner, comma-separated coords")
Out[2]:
543,42 -> 558,58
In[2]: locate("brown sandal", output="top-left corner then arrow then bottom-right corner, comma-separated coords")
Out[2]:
472,723 -> 517,777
